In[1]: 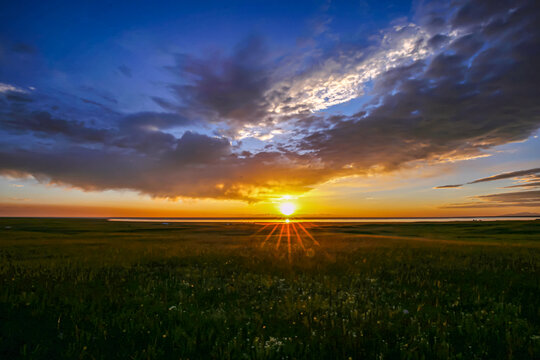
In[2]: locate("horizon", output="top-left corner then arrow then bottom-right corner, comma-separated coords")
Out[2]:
1,0 -> 539,217
2,215 -> 539,221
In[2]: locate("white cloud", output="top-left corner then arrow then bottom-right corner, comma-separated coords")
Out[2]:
266,23 -> 444,115
0,83 -> 27,94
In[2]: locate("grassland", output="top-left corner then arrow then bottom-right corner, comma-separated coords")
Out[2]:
0,218 -> 539,359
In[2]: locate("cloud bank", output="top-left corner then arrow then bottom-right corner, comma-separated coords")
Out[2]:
1,0 -> 539,202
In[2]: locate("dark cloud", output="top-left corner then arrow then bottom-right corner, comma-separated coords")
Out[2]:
167,131 -> 230,165
0,139 -> 327,201
167,36 -> 272,128
0,110 -> 110,143
0,88 -> 327,200
450,0 -> 512,28
448,33 -> 483,56
5,93 -> 33,103
1,91 -> 196,155
427,34 -> 449,49
301,0 -> 540,175
434,184 -> 462,189
0,0 -> 539,202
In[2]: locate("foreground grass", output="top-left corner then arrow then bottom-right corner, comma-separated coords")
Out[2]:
0,219 -> 539,359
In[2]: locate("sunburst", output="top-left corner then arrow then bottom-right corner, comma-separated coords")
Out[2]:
254,220 -> 321,262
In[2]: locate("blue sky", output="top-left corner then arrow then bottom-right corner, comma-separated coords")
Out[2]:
1,0 -> 539,216
0,0 -> 411,113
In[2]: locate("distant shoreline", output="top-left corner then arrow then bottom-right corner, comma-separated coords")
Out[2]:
1,216 -> 539,222
106,216 -> 540,223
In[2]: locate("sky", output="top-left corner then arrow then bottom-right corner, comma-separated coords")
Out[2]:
0,0 -> 539,217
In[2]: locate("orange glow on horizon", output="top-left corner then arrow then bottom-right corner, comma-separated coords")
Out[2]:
0,200 -> 531,218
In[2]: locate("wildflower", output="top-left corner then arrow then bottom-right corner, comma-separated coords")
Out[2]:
403,309 -> 409,314
264,337 -> 284,350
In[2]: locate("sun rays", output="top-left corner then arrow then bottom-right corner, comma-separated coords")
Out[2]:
255,221 -> 320,262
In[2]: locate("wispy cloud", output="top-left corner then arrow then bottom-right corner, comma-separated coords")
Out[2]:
505,181 -> 540,189
442,190 -> 540,209
267,23 -> 434,115
437,168 -> 540,189
0,82 -> 27,94
434,184 -> 462,189
469,168 -> 540,184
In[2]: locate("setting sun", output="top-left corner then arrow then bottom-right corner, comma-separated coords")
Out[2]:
279,202 -> 296,216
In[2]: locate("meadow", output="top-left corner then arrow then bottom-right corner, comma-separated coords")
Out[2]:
0,218 -> 539,359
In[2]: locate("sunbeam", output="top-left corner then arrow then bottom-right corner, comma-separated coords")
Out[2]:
254,220 -> 321,260
297,223 -> 320,247
286,223 -> 291,262
291,223 -> 307,252
260,223 -> 279,248
276,223 -> 285,250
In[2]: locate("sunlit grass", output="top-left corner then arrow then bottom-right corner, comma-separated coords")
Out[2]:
0,219 -> 539,359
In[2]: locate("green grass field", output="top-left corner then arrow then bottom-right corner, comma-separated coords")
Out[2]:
1,219 -> 539,359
